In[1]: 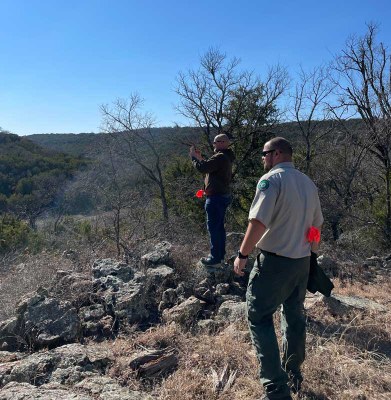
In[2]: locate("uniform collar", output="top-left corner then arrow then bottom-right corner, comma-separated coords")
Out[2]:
270,162 -> 294,172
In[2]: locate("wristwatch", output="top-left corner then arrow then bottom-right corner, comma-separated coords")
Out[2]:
237,250 -> 248,259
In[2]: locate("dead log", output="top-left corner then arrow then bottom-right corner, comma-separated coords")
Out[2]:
129,347 -> 178,378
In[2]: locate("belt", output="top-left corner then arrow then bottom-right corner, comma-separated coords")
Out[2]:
261,250 -> 289,259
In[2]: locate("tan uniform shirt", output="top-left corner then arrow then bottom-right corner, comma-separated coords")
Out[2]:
249,162 -> 323,258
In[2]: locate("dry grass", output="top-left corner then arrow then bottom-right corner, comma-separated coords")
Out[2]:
106,323 -> 262,399
1,226 -> 389,399
102,275 -> 391,400
0,252 -> 74,320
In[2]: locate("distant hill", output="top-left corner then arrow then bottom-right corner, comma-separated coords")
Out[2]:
27,132 -> 102,157
27,120 -> 365,159
27,127 -> 203,158
0,131 -> 87,221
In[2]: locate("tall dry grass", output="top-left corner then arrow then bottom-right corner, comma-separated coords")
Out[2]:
104,276 -> 390,400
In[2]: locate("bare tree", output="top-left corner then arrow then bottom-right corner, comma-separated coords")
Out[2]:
175,48 -> 289,179
333,23 -> 391,241
81,137 -> 150,258
100,94 -> 169,220
314,123 -> 372,240
291,65 -> 335,173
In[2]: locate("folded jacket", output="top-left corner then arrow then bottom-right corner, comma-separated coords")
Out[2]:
307,252 -> 334,297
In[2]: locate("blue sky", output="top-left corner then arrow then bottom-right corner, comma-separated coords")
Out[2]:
0,0 -> 390,135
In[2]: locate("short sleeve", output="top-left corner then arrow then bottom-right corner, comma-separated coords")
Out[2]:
248,176 -> 279,227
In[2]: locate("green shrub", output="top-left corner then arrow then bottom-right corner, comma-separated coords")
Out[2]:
0,214 -> 30,253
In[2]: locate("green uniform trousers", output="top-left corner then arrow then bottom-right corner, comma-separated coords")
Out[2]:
246,251 -> 310,398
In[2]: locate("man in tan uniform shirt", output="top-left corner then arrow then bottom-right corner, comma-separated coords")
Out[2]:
234,137 -> 323,400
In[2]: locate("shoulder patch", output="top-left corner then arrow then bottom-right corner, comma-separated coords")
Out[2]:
258,179 -> 270,191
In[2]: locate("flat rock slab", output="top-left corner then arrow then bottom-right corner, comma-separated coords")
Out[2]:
75,376 -> 154,399
0,382 -> 91,400
0,380 -> 154,400
323,293 -> 387,315
0,343 -> 113,387
216,300 -> 246,323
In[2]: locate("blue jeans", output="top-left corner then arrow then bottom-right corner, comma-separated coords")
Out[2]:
205,194 -> 232,261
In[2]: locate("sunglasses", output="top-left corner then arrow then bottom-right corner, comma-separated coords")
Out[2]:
213,140 -> 225,144
261,149 -> 276,157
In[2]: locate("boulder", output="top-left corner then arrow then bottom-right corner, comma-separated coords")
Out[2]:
0,343 -> 112,387
75,376 -> 153,399
194,279 -> 215,304
50,271 -> 93,307
196,262 -> 233,285
92,259 -> 133,282
216,294 -> 243,306
323,294 -> 387,316
23,297 -> 81,348
197,319 -> 219,333
216,300 -> 246,323
0,382 -> 91,399
0,378 -> 153,399
158,288 -> 178,312
0,318 -> 20,350
215,283 -> 230,295
92,259 -> 175,325
91,259 -> 174,324
0,289 -> 81,351
141,241 -> 172,266
162,296 -> 205,325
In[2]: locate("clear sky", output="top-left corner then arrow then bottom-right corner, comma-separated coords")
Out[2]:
1,0 -> 390,136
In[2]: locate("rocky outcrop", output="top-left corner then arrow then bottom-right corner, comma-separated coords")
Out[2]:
141,241 -> 172,266
162,296 -> 205,325
0,379 -> 153,399
215,300 -> 246,323
94,261 -> 175,324
0,288 -> 81,351
1,242 -> 389,399
0,343 -> 111,387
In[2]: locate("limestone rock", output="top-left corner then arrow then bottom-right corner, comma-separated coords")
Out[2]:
92,259 -> 133,282
51,271 -> 93,307
216,300 -> 246,323
24,297 -> 81,347
0,382 -> 92,399
197,319 -> 219,333
162,296 -> 205,325
75,376 -> 153,399
0,290 -> 81,351
141,241 -> 172,266
216,294 -> 243,306
93,259 -> 175,325
323,294 -> 387,316
215,283 -> 230,296
0,343 -> 113,387
158,288 -> 178,312
196,262 -> 233,285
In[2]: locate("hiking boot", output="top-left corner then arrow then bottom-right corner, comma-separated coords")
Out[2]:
200,256 -> 222,266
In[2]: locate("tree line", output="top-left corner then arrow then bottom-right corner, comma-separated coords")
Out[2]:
1,23 -> 390,257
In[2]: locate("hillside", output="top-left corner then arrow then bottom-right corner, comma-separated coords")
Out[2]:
27,127 -> 203,158
27,120 -> 367,158
0,131 -> 87,227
